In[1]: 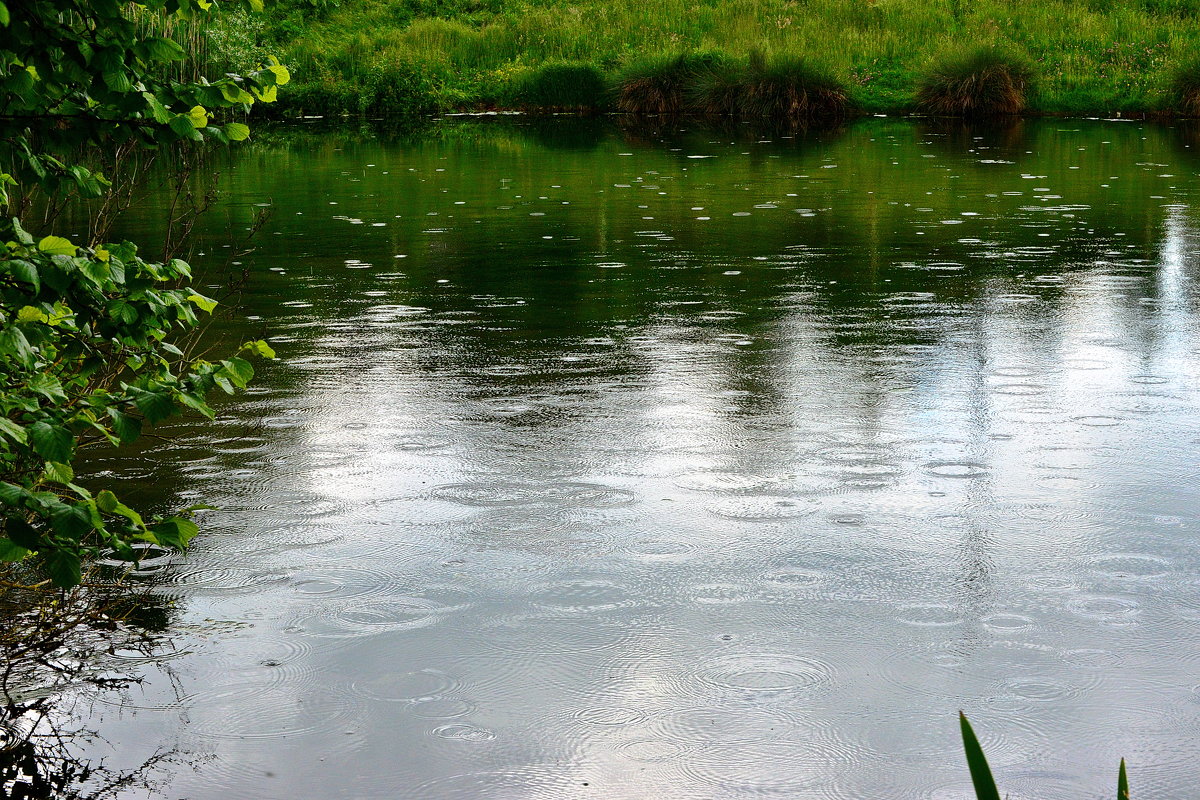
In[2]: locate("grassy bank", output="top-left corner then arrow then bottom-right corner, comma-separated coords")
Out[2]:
232,0 -> 1200,117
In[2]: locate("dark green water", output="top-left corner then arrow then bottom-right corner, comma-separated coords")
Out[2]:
22,117 -> 1200,798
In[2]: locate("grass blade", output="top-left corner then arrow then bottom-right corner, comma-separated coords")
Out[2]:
960,712 -> 1002,800
1118,758 -> 1129,800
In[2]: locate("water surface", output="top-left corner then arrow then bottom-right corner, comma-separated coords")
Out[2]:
38,117 -> 1200,798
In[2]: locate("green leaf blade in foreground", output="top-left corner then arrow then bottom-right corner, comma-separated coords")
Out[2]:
1118,758 -> 1129,800
960,712 -> 1002,800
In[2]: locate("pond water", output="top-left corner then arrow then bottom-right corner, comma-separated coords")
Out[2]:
34,117 -> 1200,798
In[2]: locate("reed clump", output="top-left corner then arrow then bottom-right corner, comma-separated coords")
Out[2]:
619,51 -> 849,121
916,47 -> 1034,116
1167,57 -> 1200,116
512,61 -> 608,110
736,53 -> 851,120
615,52 -> 728,115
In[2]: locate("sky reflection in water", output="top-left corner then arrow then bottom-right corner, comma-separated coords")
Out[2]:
48,117 -> 1200,799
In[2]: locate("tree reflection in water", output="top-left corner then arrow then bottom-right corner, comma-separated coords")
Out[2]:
1,574 -> 183,799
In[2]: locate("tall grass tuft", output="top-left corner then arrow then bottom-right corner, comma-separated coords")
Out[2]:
511,61 -> 608,111
615,52 -> 727,115
917,47 -> 1034,116
687,58 -> 749,117
1167,58 -> 1200,116
736,52 -> 851,120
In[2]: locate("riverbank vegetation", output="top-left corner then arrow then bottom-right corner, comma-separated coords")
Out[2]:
246,0 -> 1200,118
0,0 -> 279,588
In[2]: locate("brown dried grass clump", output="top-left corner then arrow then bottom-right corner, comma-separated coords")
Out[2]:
917,47 -> 1034,116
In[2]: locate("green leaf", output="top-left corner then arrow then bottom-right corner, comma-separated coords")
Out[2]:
42,461 -> 74,485
143,37 -> 186,62
0,325 -> 35,367
266,63 -> 290,86
49,501 -> 93,540
960,713 -> 1001,800
5,517 -> 39,549
224,122 -> 250,141
1118,758 -> 1129,800
150,517 -> 199,549
28,421 -> 74,463
0,482 -> 28,507
38,235 -> 76,256
242,339 -> 276,358
131,388 -> 174,424
0,418 -> 27,444
7,258 -> 39,292
187,292 -> 218,313
187,104 -> 209,128
44,548 -> 81,587
219,84 -> 254,104
220,356 -> 254,387
17,305 -> 48,323
107,407 -> 142,444
96,489 -> 144,528
174,390 -> 215,419
0,538 -> 29,562
26,373 -> 66,404
169,114 -> 203,141
0,2 -> 10,26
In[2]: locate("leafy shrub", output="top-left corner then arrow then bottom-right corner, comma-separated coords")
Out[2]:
917,46 -> 1034,116
360,60 -> 442,115
0,220 -> 273,587
274,81 -> 361,115
510,61 -> 608,110
1167,57 -> 1200,116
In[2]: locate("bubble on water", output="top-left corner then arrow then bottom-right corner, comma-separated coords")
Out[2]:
432,724 -> 496,742
923,462 -> 989,478
674,472 -> 786,493
896,603 -> 965,627
574,706 -> 647,726
982,613 -> 1036,632
1087,553 -> 1171,579
1069,594 -> 1141,624
706,495 -> 819,521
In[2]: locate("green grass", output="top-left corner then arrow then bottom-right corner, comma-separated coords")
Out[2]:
508,61 -> 608,110
249,0 -> 1200,116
